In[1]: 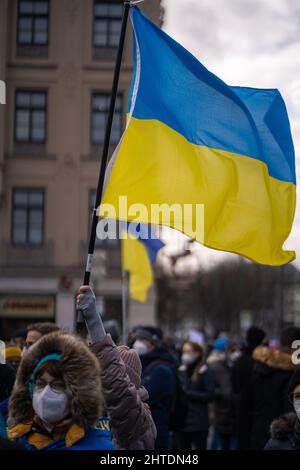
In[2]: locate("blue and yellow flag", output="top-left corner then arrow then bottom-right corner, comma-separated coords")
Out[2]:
102,7 -> 296,266
121,223 -> 164,302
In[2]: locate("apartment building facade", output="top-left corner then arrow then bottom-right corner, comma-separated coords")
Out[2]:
0,0 -> 162,339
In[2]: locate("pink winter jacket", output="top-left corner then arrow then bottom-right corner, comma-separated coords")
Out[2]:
90,334 -> 157,450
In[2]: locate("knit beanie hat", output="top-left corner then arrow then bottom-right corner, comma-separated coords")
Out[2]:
288,368 -> 300,395
117,345 -> 142,389
213,337 -> 229,353
5,346 -> 22,360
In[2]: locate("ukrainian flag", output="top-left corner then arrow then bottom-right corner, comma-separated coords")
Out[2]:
121,223 -> 164,302
102,7 -> 296,266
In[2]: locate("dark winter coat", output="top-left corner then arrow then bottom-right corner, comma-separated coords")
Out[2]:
0,363 -> 16,402
91,334 -> 157,450
178,363 -> 215,433
207,351 -> 235,435
140,347 -> 177,450
0,436 -> 25,450
7,332 -> 114,450
241,346 -> 295,450
231,348 -> 255,449
0,398 -> 8,438
231,348 -> 254,395
264,413 -> 300,450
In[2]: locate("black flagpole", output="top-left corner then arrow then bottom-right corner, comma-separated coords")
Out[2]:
77,1 -> 131,326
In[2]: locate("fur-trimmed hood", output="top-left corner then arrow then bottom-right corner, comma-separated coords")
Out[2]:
270,413 -> 297,439
8,332 -> 103,429
252,346 -> 294,372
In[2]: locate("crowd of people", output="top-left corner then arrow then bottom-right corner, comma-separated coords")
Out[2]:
1,285 -> 300,451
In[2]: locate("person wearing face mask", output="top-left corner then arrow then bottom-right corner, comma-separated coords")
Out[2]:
6,331 -> 114,450
132,328 -> 177,450
243,326 -> 300,449
175,341 -> 215,450
264,368 -> 300,450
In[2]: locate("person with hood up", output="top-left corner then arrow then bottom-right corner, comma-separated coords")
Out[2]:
7,331 -> 114,450
132,327 -> 177,449
0,324 -> 60,438
242,326 -> 300,449
176,340 -> 215,450
77,286 -> 157,450
264,368 -> 300,450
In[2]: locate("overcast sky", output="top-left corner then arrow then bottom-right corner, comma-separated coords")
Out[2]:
160,0 -> 300,268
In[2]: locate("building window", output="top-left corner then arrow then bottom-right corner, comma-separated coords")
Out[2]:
15,90 -> 47,143
17,0 -> 49,46
93,1 -> 122,48
12,189 -> 45,246
91,93 -> 122,146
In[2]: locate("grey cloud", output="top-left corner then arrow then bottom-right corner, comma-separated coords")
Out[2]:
162,0 -> 300,265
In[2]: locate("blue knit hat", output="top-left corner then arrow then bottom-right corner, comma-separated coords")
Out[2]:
27,353 -> 61,398
213,337 -> 229,353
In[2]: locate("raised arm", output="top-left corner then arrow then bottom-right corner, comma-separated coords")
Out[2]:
77,286 -> 156,450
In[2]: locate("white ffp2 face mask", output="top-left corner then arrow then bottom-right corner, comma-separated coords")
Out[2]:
32,384 -> 70,424
181,353 -> 197,365
133,340 -> 149,356
294,400 -> 300,420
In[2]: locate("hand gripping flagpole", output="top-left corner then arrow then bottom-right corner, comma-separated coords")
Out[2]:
77,1 -> 132,327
